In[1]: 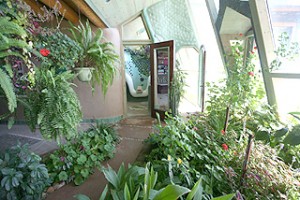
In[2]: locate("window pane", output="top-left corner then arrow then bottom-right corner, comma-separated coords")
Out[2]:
268,0 -> 300,73
188,0 -> 226,82
273,78 -> 300,122
123,16 -> 150,41
176,47 -> 201,112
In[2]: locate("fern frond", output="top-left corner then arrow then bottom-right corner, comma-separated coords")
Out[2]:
0,51 -> 25,60
0,38 -> 28,51
0,68 -> 17,112
0,17 -> 27,38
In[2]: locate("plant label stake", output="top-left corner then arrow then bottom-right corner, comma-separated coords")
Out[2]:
240,133 -> 254,187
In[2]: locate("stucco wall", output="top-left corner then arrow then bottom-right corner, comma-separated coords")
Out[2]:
73,28 -> 124,121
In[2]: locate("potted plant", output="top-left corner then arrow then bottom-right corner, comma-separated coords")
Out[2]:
35,28 -> 83,73
69,20 -> 119,95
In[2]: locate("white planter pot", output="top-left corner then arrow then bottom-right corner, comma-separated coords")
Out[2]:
75,68 -> 93,82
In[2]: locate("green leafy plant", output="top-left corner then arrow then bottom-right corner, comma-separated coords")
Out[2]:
24,68 -> 82,143
44,123 -> 119,185
0,144 -> 51,200
270,32 -> 300,72
0,17 -> 29,117
170,61 -> 186,116
146,114 -> 235,196
69,20 -> 119,95
74,162 -> 235,200
35,29 -> 83,72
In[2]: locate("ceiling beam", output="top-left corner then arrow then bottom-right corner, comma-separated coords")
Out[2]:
23,0 -> 44,15
37,0 -> 79,24
66,0 -> 107,28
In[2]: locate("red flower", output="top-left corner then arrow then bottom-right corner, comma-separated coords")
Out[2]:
40,48 -> 50,57
221,130 -> 226,135
239,33 -> 243,36
254,46 -> 257,50
251,50 -> 255,54
248,71 -> 254,76
222,143 -> 229,151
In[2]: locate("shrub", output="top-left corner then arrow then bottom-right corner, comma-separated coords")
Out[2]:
146,113 -> 300,199
0,144 -> 51,200
44,123 -> 119,185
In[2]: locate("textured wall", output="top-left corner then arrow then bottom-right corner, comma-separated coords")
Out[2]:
73,28 -> 124,121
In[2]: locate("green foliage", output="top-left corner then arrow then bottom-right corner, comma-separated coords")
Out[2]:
24,69 -> 82,143
36,29 -> 83,71
146,114 -> 235,195
146,113 -> 300,199
226,143 -> 300,199
44,123 -> 119,185
270,32 -> 300,71
69,20 -> 119,95
283,125 -> 300,146
170,61 -> 186,116
0,16 -> 29,115
75,163 -> 235,200
0,144 -> 51,200
0,67 -> 16,114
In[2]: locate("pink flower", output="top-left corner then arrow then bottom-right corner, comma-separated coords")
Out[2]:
60,157 -> 65,162
40,48 -> 50,57
33,21 -> 40,29
222,143 -> 229,151
221,130 -> 226,135
248,71 -> 254,76
251,50 -> 255,54
80,145 -> 85,151
193,127 -> 198,131
239,33 -> 243,36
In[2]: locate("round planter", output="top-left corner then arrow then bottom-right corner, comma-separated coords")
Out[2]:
75,68 -> 94,82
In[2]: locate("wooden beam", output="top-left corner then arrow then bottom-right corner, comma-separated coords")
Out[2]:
23,0 -> 44,15
38,0 -> 79,24
67,0 -> 107,28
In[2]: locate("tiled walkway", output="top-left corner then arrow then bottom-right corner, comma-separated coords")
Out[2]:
0,124 -> 58,155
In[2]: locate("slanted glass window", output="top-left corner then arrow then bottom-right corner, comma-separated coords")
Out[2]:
268,0 -> 300,73
188,0 -> 226,83
176,47 -> 200,112
122,16 -> 150,41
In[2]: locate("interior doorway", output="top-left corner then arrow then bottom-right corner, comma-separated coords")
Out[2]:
124,45 -> 151,117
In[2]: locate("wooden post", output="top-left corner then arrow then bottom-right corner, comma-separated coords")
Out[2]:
223,106 -> 230,132
240,133 -> 254,187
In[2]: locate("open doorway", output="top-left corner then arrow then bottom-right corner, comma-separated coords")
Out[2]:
124,45 -> 151,117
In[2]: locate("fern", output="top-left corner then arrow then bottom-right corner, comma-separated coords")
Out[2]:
0,68 -> 17,112
25,69 -> 82,143
0,16 -> 29,117
0,38 -> 28,51
0,17 -> 27,38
